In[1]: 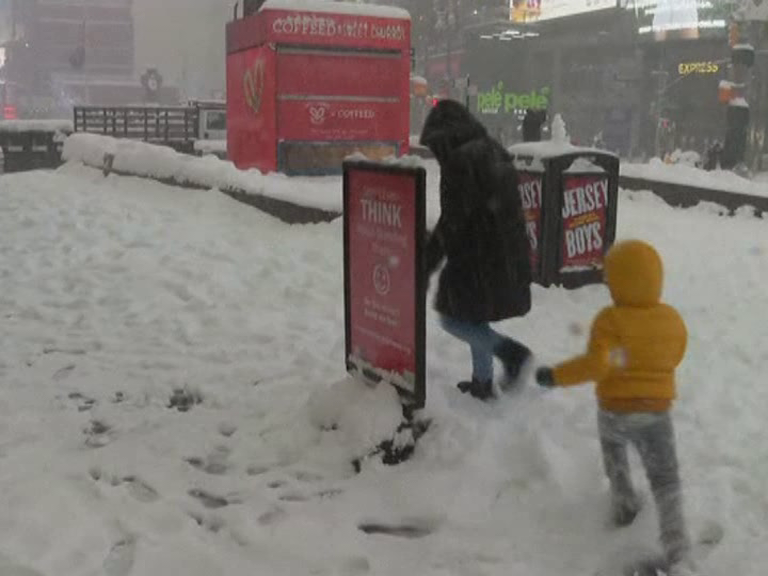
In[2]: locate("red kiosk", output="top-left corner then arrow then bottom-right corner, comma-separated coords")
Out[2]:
226,0 -> 411,175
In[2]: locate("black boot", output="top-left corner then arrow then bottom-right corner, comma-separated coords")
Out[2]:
456,379 -> 495,401
494,339 -> 532,390
457,380 -> 473,394
611,501 -> 641,528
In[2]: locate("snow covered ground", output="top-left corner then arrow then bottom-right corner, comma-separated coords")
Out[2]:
0,163 -> 766,576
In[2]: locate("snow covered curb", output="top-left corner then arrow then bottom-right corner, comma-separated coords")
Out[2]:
193,139 -> 227,157
621,160 -> 768,198
620,171 -> 768,217
61,134 -> 342,223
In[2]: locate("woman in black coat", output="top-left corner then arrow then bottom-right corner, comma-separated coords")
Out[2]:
421,100 -> 532,400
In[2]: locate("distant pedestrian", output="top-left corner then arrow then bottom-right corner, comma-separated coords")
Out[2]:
522,108 -> 547,143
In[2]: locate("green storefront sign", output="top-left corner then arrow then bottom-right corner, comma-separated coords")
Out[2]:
477,83 -> 550,115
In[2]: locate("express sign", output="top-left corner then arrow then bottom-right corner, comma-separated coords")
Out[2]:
343,160 -> 426,408
678,61 -> 720,75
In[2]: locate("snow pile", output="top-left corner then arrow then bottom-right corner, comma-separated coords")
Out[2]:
622,159 -> 768,197
0,168 -> 766,574
61,133 -> 444,225
62,133 -> 342,212
193,140 -> 227,156
551,113 -> 569,144
307,377 -> 403,461
667,149 -> 702,169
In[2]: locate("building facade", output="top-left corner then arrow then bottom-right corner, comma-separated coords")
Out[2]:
424,1 -> 745,160
2,0 -> 176,117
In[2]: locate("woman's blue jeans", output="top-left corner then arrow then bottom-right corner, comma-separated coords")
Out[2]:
439,315 -> 506,383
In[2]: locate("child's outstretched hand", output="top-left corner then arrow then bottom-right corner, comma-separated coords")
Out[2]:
536,367 -> 556,388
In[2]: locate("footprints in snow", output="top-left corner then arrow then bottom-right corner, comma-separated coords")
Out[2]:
53,364 -> 76,382
103,537 -> 136,576
357,521 -> 434,539
185,445 -> 231,476
83,419 -> 113,448
168,387 -> 203,413
188,488 -> 235,509
88,468 -> 160,503
68,391 -> 96,412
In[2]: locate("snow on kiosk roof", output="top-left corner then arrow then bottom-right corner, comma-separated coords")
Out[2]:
260,0 -> 410,20
227,1 -> 411,54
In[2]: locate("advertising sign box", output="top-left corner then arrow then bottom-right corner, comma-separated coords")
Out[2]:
552,154 -> 618,287
560,172 -> 610,272
517,171 -> 545,279
343,160 -> 426,409
510,143 -> 619,288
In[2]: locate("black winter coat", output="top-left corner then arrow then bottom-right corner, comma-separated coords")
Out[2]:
420,100 -> 531,323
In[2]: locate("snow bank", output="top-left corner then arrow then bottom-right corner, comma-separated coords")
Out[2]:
61,133 -> 444,226
622,159 -> 768,197
307,376 -> 403,460
261,0 -> 410,20
193,139 -> 227,156
0,119 -> 73,133
62,133 -> 342,213
667,149 -> 701,168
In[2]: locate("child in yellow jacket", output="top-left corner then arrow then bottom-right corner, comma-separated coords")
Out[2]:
536,240 -> 692,574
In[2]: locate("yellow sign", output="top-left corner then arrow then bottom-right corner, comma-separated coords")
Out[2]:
678,61 -> 720,75
243,59 -> 265,116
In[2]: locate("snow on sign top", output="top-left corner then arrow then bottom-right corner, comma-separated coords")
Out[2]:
564,156 -> 606,174
261,0 -> 411,20
509,141 -> 616,161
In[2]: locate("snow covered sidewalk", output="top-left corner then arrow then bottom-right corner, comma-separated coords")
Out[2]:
0,167 -> 765,575
622,160 -> 768,198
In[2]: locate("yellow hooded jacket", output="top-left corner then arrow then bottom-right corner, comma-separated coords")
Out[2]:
552,240 -> 687,413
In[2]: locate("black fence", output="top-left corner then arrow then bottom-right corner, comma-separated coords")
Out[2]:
74,106 -> 199,153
